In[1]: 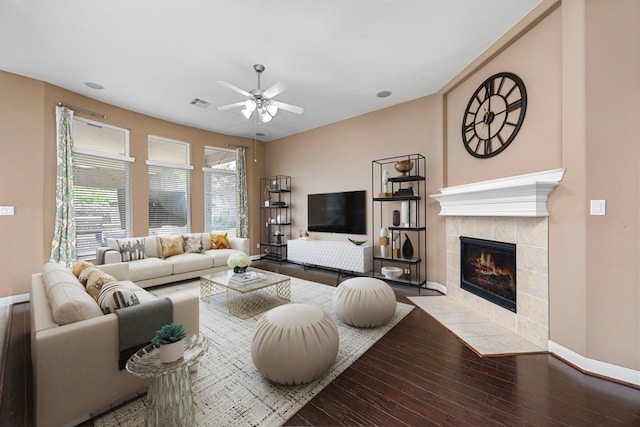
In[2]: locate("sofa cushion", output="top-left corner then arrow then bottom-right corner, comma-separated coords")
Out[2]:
204,248 -> 239,267
165,253 -> 215,274
143,236 -> 161,258
72,260 -> 94,277
201,232 -> 212,250
43,262 -> 86,291
127,258 -> 174,282
115,280 -> 157,304
81,267 -> 118,301
42,263 -> 103,324
159,235 -> 185,258
114,238 -> 147,262
182,234 -> 204,254
210,232 -> 230,249
98,281 -> 140,314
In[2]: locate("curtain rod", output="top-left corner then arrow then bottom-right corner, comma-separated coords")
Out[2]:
57,102 -> 107,119
226,143 -> 252,149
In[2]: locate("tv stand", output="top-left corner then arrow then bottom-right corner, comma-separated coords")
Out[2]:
287,240 -> 373,276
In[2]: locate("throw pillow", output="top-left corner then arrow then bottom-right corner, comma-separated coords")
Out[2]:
72,260 -> 94,278
159,236 -> 185,258
83,267 -> 118,301
182,234 -> 204,254
210,232 -> 230,249
98,282 -> 140,314
115,238 -> 147,262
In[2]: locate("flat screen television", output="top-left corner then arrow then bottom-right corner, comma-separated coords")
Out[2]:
308,190 -> 366,235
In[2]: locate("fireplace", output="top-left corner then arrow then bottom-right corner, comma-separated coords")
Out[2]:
460,237 -> 516,313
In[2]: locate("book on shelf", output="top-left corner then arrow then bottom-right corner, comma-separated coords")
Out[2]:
229,271 -> 264,284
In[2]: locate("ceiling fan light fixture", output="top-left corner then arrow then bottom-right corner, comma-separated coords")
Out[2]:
266,103 -> 278,116
245,99 -> 257,112
261,110 -> 273,123
241,109 -> 253,119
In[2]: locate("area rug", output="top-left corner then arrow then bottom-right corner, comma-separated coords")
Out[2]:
408,295 -> 546,357
94,277 -> 414,426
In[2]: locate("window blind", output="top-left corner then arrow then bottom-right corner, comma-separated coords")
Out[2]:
73,153 -> 131,257
148,164 -> 191,236
204,168 -> 237,237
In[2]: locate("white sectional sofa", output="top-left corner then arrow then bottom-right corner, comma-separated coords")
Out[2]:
99,232 -> 250,288
30,261 -> 200,427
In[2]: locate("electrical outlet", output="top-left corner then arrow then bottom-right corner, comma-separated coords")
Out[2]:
256,243 -> 260,249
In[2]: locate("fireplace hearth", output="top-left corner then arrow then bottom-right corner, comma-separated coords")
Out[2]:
460,237 -> 516,312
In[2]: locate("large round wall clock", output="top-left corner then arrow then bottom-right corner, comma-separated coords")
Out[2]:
461,72 -> 527,158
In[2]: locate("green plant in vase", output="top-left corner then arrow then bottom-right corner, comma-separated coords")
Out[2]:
152,323 -> 188,363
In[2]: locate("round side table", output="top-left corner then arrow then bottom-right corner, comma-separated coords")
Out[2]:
126,334 -> 209,427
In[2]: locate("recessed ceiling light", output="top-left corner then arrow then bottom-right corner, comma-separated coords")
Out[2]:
85,82 -> 105,90
376,91 -> 391,98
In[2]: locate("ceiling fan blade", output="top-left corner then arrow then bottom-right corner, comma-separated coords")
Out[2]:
263,81 -> 287,99
217,101 -> 246,111
218,81 -> 252,97
272,100 -> 304,115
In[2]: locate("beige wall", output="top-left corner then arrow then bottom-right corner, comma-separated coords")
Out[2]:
264,96 -> 445,284
0,71 -> 264,297
0,73 -> 47,297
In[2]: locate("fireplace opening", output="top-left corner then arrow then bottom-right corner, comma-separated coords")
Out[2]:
460,237 -> 516,312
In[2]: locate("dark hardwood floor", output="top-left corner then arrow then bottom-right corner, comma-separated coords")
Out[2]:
2,262 -> 639,426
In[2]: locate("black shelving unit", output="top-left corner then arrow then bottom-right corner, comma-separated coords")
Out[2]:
372,154 -> 427,290
260,175 -> 291,262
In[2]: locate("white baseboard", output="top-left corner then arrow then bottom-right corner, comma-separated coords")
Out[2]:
426,280 -> 446,294
549,340 -> 640,387
0,293 -> 29,307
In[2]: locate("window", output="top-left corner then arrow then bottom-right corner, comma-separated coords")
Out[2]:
204,147 -> 237,237
147,136 -> 192,236
72,117 -> 133,258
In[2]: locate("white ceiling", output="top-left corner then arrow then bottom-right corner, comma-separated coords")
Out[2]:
0,0 -> 540,142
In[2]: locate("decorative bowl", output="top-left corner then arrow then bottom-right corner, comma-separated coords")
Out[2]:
381,266 -> 403,278
348,238 -> 367,246
394,160 -> 414,176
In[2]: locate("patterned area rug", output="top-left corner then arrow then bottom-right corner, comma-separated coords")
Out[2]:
94,277 -> 414,426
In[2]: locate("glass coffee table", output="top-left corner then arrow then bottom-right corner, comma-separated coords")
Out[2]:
200,268 -> 291,319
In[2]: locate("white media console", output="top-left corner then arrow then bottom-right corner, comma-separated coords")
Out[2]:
287,239 -> 373,274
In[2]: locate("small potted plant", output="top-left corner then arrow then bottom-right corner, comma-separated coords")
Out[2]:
152,323 -> 188,363
227,252 -> 251,274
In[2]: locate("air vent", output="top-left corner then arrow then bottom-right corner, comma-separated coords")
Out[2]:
190,98 -> 211,108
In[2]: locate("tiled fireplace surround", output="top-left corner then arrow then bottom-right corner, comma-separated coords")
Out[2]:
431,168 -> 566,350
445,216 -> 549,348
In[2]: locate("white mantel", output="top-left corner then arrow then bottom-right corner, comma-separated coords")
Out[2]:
430,168 -> 566,217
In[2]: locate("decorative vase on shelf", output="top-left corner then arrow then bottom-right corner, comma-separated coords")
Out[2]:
402,233 -> 414,259
159,339 -> 185,364
233,266 -> 247,274
392,210 -> 400,226
401,201 -> 410,227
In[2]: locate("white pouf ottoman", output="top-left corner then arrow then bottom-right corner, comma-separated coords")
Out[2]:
251,303 -> 339,385
333,277 -> 396,327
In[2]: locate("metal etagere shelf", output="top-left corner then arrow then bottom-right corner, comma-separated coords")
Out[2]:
372,154 -> 427,291
260,175 -> 291,262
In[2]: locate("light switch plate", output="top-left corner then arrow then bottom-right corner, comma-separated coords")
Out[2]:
590,200 -> 606,216
0,206 -> 14,216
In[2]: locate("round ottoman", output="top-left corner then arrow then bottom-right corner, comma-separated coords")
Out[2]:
333,277 -> 396,327
251,304 -> 339,385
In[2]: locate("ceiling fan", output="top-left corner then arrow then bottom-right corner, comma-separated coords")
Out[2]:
217,64 -> 304,124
